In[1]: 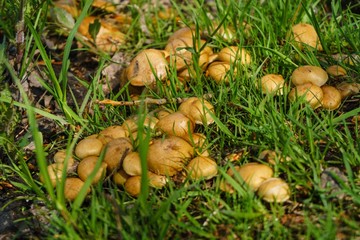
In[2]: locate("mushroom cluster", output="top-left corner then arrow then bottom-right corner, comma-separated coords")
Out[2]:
288,65 -> 359,110
40,97 -> 219,199
220,162 -> 290,203
123,27 -> 253,92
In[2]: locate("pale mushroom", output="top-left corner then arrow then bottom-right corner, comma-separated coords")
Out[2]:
178,97 -> 215,125
64,177 -> 90,201
290,65 -> 328,87
326,65 -> 347,77
155,111 -> 194,137
292,23 -> 323,51
217,46 -> 251,65
124,175 -> 142,197
103,137 -> 133,171
186,156 -> 218,180
98,125 -> 128,140
148,171 -> 167,188
205,61 -> 234,84
126,49 -> 169,87
113,169 -> 130,186
147,136 -> 194,176
75,137 -> 104,159
77,156 -> 107,184
53,149 -> 75,170
122,152 -> 142,176
235,163 -> 274,190
288,83 -> 324,109
321,85 -> 342,110
257,177 -> 290,203
336,82 -> 360,99
40,163 -> 64,187
258,74 -> 285,95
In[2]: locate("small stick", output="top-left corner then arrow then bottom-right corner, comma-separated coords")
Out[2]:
95,93 -> 213,106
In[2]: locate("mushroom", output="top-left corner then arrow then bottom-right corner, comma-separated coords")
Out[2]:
122,152 -> 142,176
147,136 -> 194,176
99,125 -> 128,140
167,27 -> 195,44
186,156 -> 218,180
103,137 -> 133,171
113,169 -> 130,186
217,46 -> 251,65
205,61 -> 233,84
53,149 -> 75,170
257,177 -> 290,203
288,83 -> 324,109
326,65 -> 347,77
155,111 -> 194,137
77,156 -> 107,184
290,65 -> 328,87
40,163 -> 64,187
178,97 -> 215,125
74,137 -> 104,159
235,163 -> 274,190
336,82 -> 360,99
258,150 -> 291,165
292,23 -> 323,51
126,49 -> 169,87
321,85 -> 342,110
64,177 -> 90,201
182,132 -> 209,157
124,175 -> 142,197
257,74 -> 285,95
148,171 -> 167,188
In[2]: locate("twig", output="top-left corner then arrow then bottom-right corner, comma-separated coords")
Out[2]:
95,93 -> 213,106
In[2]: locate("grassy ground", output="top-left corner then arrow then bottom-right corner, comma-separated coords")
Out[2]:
0,0 -> 359,239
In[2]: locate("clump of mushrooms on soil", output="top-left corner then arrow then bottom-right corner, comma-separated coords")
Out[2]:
41,3 -> 360,204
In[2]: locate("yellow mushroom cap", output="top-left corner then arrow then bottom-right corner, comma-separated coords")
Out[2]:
122,152 -> 142,176
77,156 -> 107,184
178,97 -> 215,125
124,175 -> 142,197
321,85 -> 342,110
75,137 -> 104,159
103,137 -> 133,171
155,111 -> 194,137
291,65 -> 328,87
186,156 -> 218,180
292,23 -> 323,51
258,74 -> 285,95
218,46 -> 251,65
64,177 -> 90,201
257,177 -> 290,203
288,83 -> 324,109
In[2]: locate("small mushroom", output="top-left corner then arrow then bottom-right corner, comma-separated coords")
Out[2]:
178,97 -> 215,125
206,61 -> 234,84
321,85 -> 342,110
64,177 -> 90,201
186,156 -> 218,180
148,171 -> 167,188
292,23 -> 323,51
167,27 -> 195,44
113,169 -> 130,186
40,163 -> 64,187
288,83 -> 324,109
124,175 -> 142,197
326,65 -> 347,77
77,156 -> 107,184
122,152 -> 142,176
336,82 -> 360,99
103,137 -> 133,171
75,137 -> 104,159
257,177 -> 290,203
126,49 -> 169,87
258,150 -> 291,165
155,111 -> 194,137
147,136 -> 194,176
235,163 -> 274,190
257,74 -> 285,95
99,125 -> 128,140
291,65 -> 328,87
217,46 -> 251,65
53,150 -> 75,170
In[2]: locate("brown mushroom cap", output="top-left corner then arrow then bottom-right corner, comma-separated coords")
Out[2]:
291,65 -> 328,87
288,83 -> 324,109
75,137 -> 104,159
155,111 -> 194,137
186,156 -> 218,180
218,46 -> 251,65
258,74 -> 285,95
53,150 -> 75,169
148,171 -> 167,188
103,137 -> 133,171
235,163 -> 274,190
257,177 -> 290,203
122,152 -> 142,176
292,23 -> 323,51
326,65 -> 347,77
99,125 -> 128,140
168,27 -> 195,44
147,136 -> 194,176
321,85 -> 342,110
77,156 -> 107,184
113,169 -> 130,186
178,97 -> 215,125
124,175 -> 142,197
40,163 -> 64,187
64,177 -> 90,201
165,37 -> 195,70
206,61 -> 233,84
336,82 -> 360,99
126,49 -> 169,87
